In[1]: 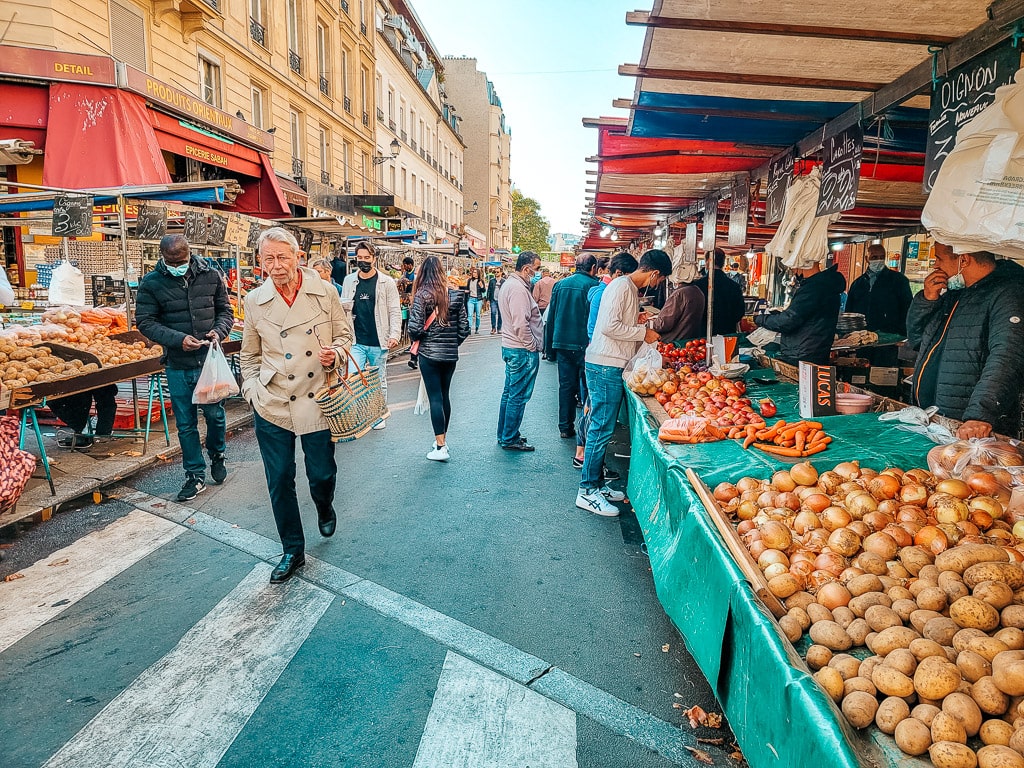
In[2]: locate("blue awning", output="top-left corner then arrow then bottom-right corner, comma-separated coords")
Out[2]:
0,186 -> 225,214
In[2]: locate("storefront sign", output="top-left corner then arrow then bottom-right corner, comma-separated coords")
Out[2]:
135,204 -> 167,240
728,174 -> 750,246
0,45 -> 116,86
924,41 -> 1019,192
120,65 -> 273,152
816,124 -> 863,216
560,253 -> 575,267
52,195 -> 94,237
702,197 -> 718,254
765,151 -> 794,225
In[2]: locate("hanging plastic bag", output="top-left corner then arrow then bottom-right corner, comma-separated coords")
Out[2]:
192,339 -> 239,404
48,261 -> 86,306
922,69 -> 1024,258
623,342 -> 667,394
413,377 -> 429,415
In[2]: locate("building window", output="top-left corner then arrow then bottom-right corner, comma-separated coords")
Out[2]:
319,127 -> 330,183
249,0 -> 266,46
287,0 -> 301,73
199,56 -> 222,108
341,48 -> 350,112
250,85 -> 267,129
110,0 -> 147,72
316,23 -> 329,95
361,152 -> 369,193
387,89 -> 395,121
388,165 -> 396,194
341,141 -> 350,190
401,168 -> 407,200
360,66 -> 368,120
290,109 -> 303,167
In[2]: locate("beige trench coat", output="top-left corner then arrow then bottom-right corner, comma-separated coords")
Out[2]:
240,268 -> 354,435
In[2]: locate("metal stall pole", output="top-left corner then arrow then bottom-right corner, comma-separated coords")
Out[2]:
118,195 -> 144,448
705,250 -> 715,368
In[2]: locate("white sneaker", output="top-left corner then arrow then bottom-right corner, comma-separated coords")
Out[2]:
426,443 -> 450,462
600,485 -> 625,502
576,489 -> 620,517
372,420 -> 387,430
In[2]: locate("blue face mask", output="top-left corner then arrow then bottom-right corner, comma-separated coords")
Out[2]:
166,260 -> 190,277
947,269 -> 966,291
867,260 -> 885,272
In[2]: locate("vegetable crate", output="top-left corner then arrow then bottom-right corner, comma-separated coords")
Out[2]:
113,399 -> 170,430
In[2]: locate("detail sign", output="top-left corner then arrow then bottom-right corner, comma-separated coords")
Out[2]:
0,45 -> 116,86
728,174 -> 750,246
816,124 -> 863,216
765,151 -> 794,225
924,41 -> 1020,192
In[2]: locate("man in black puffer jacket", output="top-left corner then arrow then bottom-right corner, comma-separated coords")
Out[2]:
755,259 -> 846,365
136,234 -> 235,501
908,244 -> 1024,439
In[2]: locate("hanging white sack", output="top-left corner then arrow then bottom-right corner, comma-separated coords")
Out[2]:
48,261 -> 86,306
922,69 -> 1024,258
764,167 -> 841,269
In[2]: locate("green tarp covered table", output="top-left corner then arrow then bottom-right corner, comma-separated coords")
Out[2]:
625,373 -> 935,768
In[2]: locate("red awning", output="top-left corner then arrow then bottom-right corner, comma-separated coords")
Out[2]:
149,109 -> 262,177
275,174 -> 309,207
0,83 -> 48,144
232,153 -> 290,218
41,83 -> 171,189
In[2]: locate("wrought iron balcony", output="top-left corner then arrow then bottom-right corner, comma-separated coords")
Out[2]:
344,182 -> 352,193
289,50 -> 302,74
410,139 -> 417,151
344,96 -> 351,113
376,107 -> 384,122
362,112 -> 369,126
388,119 -> 396,130
319,76 -> 330,96
201,0 -> 219,10
360,22 -> 367,34
292,157 -> 304,177
419,147 -> 425,159
321,171 -> 330,184
400,130 -> 407,142
249,18 -> 266,47
341,0 -> 349,11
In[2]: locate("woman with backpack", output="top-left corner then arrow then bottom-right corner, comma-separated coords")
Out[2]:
407,255 -> 471,461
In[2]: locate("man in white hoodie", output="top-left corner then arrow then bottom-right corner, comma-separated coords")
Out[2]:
577,249 -> 672,516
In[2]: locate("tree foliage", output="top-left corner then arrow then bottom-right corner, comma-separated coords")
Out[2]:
511,189 -> 551,254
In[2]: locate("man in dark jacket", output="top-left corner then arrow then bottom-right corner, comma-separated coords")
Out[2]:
845,244 -> 913,335
693,248 -> 745,336
544,254 -> 600,437
651,281 -> 705,343
909,244 -> 1024,439
755,260 -> 846,365
136,234 -> 235,501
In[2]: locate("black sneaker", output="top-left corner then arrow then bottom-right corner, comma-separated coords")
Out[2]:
501,440 -> 535,452
58,434 -> 94,448
560,429 -> 576,439
177,475 -> 206,501
603,467 -> 622,482
572,457 -> 584,469
210,454 -> 227,484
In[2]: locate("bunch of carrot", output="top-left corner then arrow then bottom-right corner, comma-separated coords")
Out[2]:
738,419 -> 832,457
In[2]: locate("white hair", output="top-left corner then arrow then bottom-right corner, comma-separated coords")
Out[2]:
257,226 -> 299,254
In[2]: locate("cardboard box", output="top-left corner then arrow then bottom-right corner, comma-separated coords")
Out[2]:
799,362 -> 838,418
869,367 -> 900,387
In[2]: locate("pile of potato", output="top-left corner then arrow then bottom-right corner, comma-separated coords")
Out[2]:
69,337 -> 159,367
713,460 -> 1024,767
0,346 -> 99,389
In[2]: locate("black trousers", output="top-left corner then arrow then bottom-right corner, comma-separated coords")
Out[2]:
49,384 -> 118,435
253,411 -> 337,556
419,356 -> 457,437
555,349 -> 587,432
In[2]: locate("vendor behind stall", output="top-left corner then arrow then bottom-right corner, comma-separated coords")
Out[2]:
844,244 -> 913,335
754,255 -> 845,365
693,248 -> 745,335
908,243 -> 1024,439
650,281 -> 705,343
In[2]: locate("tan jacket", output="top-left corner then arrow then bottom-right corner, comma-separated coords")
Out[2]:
240,268 -> 354,435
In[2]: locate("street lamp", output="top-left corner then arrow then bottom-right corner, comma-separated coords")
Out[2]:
467,201 -> 479,213
372,138 -> 401,165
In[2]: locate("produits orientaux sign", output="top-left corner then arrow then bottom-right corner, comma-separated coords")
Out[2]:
924,41 -> 1020,192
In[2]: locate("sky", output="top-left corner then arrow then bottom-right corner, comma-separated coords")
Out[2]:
409,0 -> 646,236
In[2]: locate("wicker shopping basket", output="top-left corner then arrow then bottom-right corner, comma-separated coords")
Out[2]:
314,347 -> 390,442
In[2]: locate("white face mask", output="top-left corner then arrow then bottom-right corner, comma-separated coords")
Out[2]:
867,260 -> 885,273
947,266 -> 966,291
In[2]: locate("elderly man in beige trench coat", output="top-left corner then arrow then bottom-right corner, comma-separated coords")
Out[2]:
241,227 -> 354,583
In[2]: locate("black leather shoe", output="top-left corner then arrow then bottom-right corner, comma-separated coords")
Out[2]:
318,508 -> 337,538
501,440 -> 535,452
270,553 -> 305,583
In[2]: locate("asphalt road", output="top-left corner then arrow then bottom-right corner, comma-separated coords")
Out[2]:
0,331 -> 738,767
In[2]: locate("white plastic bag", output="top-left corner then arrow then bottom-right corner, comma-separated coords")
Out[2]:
192,340 -> 239,404
413,377 -> 429,415
623,342 -> 668,394
48,261 -> 85,306
922,69 -> 1024,258
764,167 -> 841,269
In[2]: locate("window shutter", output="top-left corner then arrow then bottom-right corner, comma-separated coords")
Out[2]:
110,0 -> 147,72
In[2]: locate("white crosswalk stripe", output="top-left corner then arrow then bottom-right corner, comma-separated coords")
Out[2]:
0,510 -> 182,655
41,564 -> 333,768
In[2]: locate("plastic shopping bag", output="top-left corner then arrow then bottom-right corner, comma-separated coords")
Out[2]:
623,342 -> 667,395
192,339 -> 239,404
413,377 -> 429,415
922,69 -> 1024,258
48,261 -> 86,306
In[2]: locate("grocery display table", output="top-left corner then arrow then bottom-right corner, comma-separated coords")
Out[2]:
625,374 -> 934,768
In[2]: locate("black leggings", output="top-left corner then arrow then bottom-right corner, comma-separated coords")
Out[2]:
418,356 -> 457,437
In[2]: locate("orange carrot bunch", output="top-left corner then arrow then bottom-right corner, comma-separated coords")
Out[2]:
735,419 -> 832,457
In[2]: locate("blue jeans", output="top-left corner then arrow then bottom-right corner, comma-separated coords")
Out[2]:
496,347 -> 540,446
468,297 -> 482,332
349,343 -> 389,402
165,366 -> 227,480
253,412 -> 336,556
490,301 -> 502,331
580,363 -> 624,490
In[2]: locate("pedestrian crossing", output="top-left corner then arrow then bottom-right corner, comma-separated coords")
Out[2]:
0,495 -> 711,768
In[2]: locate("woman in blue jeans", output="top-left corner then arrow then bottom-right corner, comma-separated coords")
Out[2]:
466,267 -> 485,334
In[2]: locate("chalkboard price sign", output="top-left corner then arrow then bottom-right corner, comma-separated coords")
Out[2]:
924,41 -> 1019,192
135,204 -> 167,240
247,222 -> 262,251
728,174 -> 750,246
184,210 -> 208,244
207,214 -> 228,246
52,195 -> 94,237
816,124 -> 863,216
765,152 -> 794,225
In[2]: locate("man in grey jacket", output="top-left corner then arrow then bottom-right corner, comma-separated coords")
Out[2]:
496,251 -> 544,451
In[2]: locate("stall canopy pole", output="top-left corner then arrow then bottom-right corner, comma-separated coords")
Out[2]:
705,250 -> 714,366
117,195 -> 133,328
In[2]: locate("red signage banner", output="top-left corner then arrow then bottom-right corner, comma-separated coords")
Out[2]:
121,65 -> 274,153
560,253 -> 575,267
0,45 -> 117,86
